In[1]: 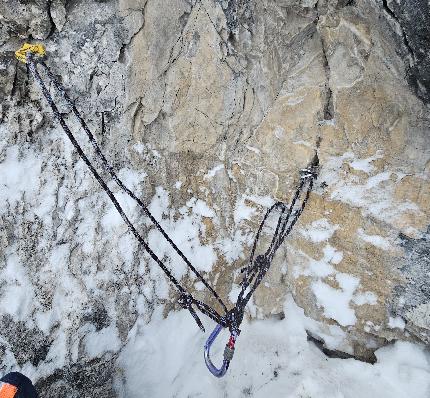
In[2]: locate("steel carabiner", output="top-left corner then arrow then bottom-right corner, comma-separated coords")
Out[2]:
204,324 -> 236,377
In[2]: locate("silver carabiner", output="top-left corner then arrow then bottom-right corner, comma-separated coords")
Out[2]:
204,324 -> 236,377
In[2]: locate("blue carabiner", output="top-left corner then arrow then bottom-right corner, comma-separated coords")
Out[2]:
204,324 -> 236,377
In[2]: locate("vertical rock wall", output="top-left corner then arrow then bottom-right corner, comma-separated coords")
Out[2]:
0,0 -> 429,395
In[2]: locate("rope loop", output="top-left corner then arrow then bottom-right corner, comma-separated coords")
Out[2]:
21,44 -> 319,377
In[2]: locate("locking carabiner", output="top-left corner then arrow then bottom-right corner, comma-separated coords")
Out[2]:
204,324 -> 236,377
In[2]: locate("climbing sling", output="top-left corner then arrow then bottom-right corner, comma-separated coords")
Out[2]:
16,43 -> 319,377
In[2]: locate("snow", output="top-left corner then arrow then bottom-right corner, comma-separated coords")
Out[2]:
0,146 -> 42,215
215,230 -> 251,263
101,191 -> 137,230
245,195 -> 275,208
146,188 -> 218,276
312,274 -> 359,327
132,143 -> 145,154
319,151 -> 423,229
228,282 -> 242,303
186,197 -> 216,218
234,197 -> 257,223
357,228 -> 395,251
194,281 -> 205,291
204,164 -> 225,179
294,235 -> 379,328
299,218 -> 339,243
388,316 -> 406,330
234,194 -> 276,224
366,171 -> 392,188
116,295 -> 430,398
349,151 -> 384,173
117,167 -> 147,188
353,291 -> 378,306
1,129 -> 429,397
311,269 -> 379,327
84,325 -> 121,358
131,142 -> 161,160
293,245 -> 339,278
148,186 -> 170,220
0,254 -> 35,321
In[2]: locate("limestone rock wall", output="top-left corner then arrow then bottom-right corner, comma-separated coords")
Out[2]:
0,0 -> 429,395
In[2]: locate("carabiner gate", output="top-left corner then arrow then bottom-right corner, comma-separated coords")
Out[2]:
204,324 -> 236,377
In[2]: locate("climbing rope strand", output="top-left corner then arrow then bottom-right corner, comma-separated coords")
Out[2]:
267,178 -> 307,257
27,55 -> 226,330
280,182 -> 313,244
230,168 -> 317,333
36,59 -> 228,315
243,173 -> 311,289
272,178 -> 315,265
244,176 -> 313,287
237,202 -> 282,300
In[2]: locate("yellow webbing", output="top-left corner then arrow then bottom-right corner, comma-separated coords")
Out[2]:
15,43 -> 46,64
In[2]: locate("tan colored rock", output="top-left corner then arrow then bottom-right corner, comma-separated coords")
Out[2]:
123,0 -> 430,357
0,0 -> 429,395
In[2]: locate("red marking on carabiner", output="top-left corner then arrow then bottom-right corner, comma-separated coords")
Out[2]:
228,334 -> 236,349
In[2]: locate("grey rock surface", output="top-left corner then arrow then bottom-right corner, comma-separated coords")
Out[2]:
0,0 -> 429,396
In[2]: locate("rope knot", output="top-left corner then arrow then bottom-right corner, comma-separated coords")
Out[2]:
178,293 -> 205,332
223,308 -> 242,336
254,254 -> 270,271
178,293 -> 193,308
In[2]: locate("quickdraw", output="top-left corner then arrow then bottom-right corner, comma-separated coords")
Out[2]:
15,43 -> 319,377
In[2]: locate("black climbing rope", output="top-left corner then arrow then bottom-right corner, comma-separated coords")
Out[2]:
19,46 -> 318,376
27,53 -> 228,331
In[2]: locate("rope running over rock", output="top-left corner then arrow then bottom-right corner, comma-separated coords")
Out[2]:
26,54 -> 319,336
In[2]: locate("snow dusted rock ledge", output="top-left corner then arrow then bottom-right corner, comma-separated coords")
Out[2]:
0,0 -> 429,396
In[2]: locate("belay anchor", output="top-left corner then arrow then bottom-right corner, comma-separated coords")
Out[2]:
16,43 -> 319,377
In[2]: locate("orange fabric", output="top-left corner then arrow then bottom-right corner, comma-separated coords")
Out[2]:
0,383 -> 17,398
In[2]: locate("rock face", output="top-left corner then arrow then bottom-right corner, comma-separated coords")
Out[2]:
0,0 -> 429,395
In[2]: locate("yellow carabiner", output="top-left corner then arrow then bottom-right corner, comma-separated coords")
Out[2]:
15,43 -> 46,64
